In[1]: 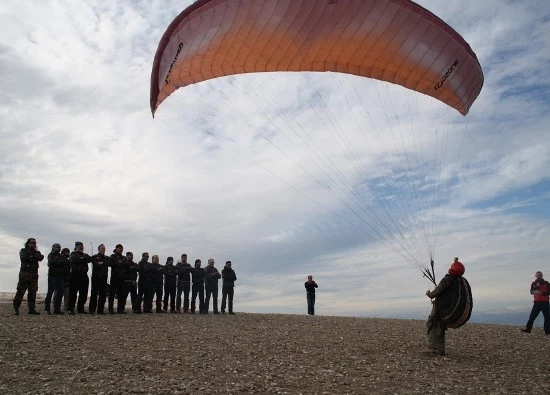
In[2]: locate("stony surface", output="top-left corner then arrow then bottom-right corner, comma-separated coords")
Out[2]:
0,303 -> 548,394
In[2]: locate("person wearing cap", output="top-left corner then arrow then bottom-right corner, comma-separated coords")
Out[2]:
68,241 -> 92,314
137,252 -> 154,313
176,254 -> 192,313
44,243 -> 70,315
13,238 -> 44,315
191,259 -> 206,314
163,257 -> 177,313
89,244 -> 111,314
221,261 -> 237,314
109,244 -> 127,314
521,271 -> 550,335
205,258 -> 221,314
424,257 -> 465,356
125,252 -> 140,313
151,255 -> 165,313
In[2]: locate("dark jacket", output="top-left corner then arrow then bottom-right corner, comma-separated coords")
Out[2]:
138,259 -> 153,282
152,263 -> 164,284
91,253 -> 110,278
70,251 -> 91,274
127,259 -> 138,282
222,266 -> 237,288
531,278 -> 550,302
19,248 -> 44,274
428,274 -> 459,310
48,251 -> 70,277
164,263 -> 177,284
192,267 -> 206,286
110,252 -> 128,279
176,262 -> 192,283
305,281 -> 318,294
205,265 -> 221,287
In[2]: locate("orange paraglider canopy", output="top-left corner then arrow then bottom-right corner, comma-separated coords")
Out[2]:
150,0 -> 483,116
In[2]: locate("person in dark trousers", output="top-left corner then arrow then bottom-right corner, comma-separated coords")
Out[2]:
163,257 -> 177,313
521,271 -> 550,335
176,254 -> 192,313
13,238 -> 44,315
126,252 -> 140,313
191,259 -> 206,314
137,252 -> 153,313
113,247 -> 132,314
205,258 -> 221,314
108,244 -> 126,314
44,243 -> 69,315
221,261 -> 237,314
88,244 -> 110,314
61,248 -> 71,312
425,258 -> 465,356
151,255 -> 165,313
305,275 -> 318,315
68,241 -> 92,314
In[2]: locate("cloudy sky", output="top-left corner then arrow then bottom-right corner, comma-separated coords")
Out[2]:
1,0 -> 549,321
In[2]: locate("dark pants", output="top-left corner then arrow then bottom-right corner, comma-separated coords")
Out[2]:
191,284 -> 204,313
13,271 -> 39,312
163,281 -> 176,311
127,281 -> 138,311
176,281 -> 191,312
205,284 -> 219,313
138,280 -> 154,312
89,276 -> 108,313
108,276 -> 120,312
153,282 -> 163,312
221,286 -> 234,313
69,272 -> 89,313
427,305 -> 446,355
526,301 -> 550,334
45,275 -> 65,313
307,293 -> 316,315
116,280 -> 129,312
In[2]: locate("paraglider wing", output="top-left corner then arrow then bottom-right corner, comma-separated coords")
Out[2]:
150,0 -> 483,116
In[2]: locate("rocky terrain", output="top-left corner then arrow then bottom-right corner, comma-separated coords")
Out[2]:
0,303 -> 548,394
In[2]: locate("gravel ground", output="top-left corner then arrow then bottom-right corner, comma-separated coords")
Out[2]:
0,303 -> 549,394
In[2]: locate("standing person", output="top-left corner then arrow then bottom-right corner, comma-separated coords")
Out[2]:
521,271 -> 550,335
163,257 -> 177,313
205,258 -> 221,314
221,261 -> 237,315
425,258 -> 466,356
126,252 -> 140,314
61,248 -> 71,312
176,254 -> 192,313
13,238 -> 44,315
68,241 -> 92,314
44,243 -> 69,315
108,244 -> 125,314
305,275 -> 318,315
137,252 -> 153,313
151,255 -> 165,313
89,244 -> 110,314
191,259 -> 206,314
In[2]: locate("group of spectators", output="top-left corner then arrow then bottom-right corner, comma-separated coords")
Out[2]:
12,238 -> 237,316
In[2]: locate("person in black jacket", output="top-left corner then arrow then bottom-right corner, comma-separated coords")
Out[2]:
13,238 -> 44,315
176,254 -> 192,313
89,244 -> 111,314
163,257 -> 177,313
221,261 -> 237,314
108,244 -> 126,314
61,248 -> 71,312
137,252 -> 153,313
205,258 -> 221,314
44,243 -> 70,315
125,252 -> 140,313
151,255 -> 165,313
191,259 -> 206,314
305,275 -> 318,315
68,241 -> 92,314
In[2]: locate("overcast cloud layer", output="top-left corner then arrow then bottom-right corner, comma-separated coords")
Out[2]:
1,0 -> 549,320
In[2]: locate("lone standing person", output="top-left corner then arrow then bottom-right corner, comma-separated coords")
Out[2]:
13,238 -> 44,315
305,275 -> 318,315
521,271 -> 550,335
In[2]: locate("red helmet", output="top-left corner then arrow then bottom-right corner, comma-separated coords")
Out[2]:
448,261 -> 465,276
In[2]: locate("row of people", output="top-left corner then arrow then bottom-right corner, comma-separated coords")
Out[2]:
12,238 -> 237,315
